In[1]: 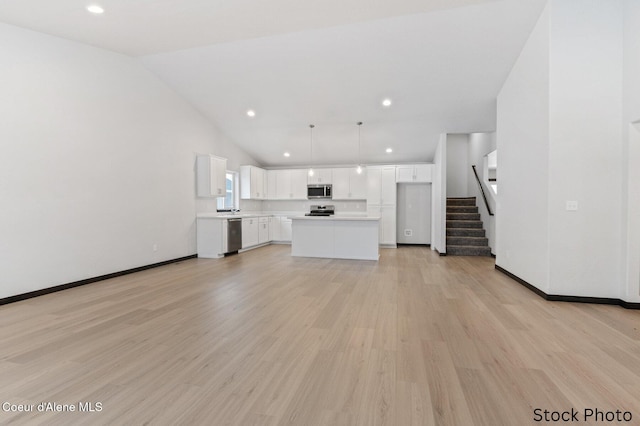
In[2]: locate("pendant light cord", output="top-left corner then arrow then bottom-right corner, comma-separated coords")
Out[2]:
309,124 -> 315,176
357,122 -> 362,166
309,124 -> 314,164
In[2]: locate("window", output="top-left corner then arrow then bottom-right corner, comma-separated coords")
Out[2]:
217,171 -> 238,210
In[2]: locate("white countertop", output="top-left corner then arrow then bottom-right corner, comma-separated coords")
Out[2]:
290,215 -> 379,221
197,213 -> 271,219
197,212 -> 375,220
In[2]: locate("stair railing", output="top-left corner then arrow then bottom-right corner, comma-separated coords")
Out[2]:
471,165 -> 494,216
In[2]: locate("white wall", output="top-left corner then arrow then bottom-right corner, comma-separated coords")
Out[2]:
627,123 -> 640,301
497,0 -> 631,300
0,23 -> 256,299
623,0 -> 640,126
468,132 -> 497,254
496,3 -> 551,292
623,0 -> 640,301
547,0 -> 623,298
446,134 -> 469,198
431,134 -> 447,254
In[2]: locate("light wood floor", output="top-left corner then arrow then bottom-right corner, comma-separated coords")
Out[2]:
1,245 -> 639,425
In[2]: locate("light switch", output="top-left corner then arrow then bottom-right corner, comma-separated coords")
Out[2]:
566,200 -> 578,211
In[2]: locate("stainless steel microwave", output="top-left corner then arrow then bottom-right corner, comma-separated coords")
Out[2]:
307,184 -> 332,199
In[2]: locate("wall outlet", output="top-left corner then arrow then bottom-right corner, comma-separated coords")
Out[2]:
152,244 -> 158,252
404,229 -> 413,237
566,200 -> 578,211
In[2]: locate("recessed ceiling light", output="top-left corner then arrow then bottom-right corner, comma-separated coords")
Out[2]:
283,152 -> 290,157
386,148 -> 393,153
382,98 -> 392,107
87,5 -> 104,14
246,110 -> 256,118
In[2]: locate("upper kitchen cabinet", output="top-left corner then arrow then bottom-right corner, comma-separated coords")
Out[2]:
274,169 -> 292,199
396,164 -> 433,183
196,154 -> 227,198
367,166 -> 397,205
240,165 -> 267,200
269,169 -> 306,200
290,169 -> 308,199
332,167 -> 367,200
307,168 -> 332,184
266,170 -> 277,199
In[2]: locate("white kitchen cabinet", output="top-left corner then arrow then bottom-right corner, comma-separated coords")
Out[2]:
367,205 -> 397,245
240,165 -> 267,200
275,169 -> 292,199
367,165 -> 397,246
267,170 -> 278,199
267,216 -> 292,242
242,217 -> 259,248
332,167 -> 367,200
350,169 -> 367,199
332,168 -> 349,199
396,164 -> 433,183
280,217 -> 292,242
269,216 -> 281,241
196,154 -> 227,198
367,166 -> 396,205
271,169 -> 307,200
414,164 -> 433,182
307,168 -> 332,184
196,217 -> 225,258
290,169 -> 308,199
258,217 -> 270,244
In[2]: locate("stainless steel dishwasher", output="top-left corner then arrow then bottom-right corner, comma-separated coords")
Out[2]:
227,218 -> 242,253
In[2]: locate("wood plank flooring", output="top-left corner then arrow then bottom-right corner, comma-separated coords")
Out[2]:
1,245 -> 639,425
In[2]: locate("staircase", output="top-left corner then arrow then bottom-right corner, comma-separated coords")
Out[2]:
446,197 -> 492,256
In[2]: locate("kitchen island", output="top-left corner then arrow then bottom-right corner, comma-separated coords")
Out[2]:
291,216 -> 380,261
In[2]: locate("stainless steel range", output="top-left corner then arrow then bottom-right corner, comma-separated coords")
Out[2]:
305,205 -> 335,216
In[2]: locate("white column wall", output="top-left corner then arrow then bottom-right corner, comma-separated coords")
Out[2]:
431,134 -> 447,254
627,123 -> 640,301
623,0 -> 640,302
547,0 -> 624,298
495,3 -> 551,292
0,24 -> 256,299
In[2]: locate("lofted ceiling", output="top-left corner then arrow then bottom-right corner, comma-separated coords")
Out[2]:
0,0 -> 546,167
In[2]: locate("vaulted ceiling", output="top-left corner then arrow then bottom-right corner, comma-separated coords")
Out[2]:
0,0 -> 546,167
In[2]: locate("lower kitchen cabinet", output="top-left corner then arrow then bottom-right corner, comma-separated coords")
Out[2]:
268,216 -> 292,242
269,216 -> 280,241
367,205 -> 396,246
242,217 -> 259,248
258,217 -> 269,244
280,217 -> 292,242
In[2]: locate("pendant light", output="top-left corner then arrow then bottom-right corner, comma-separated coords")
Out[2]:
308,124 -> 315,177
356,121 -> 363,174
